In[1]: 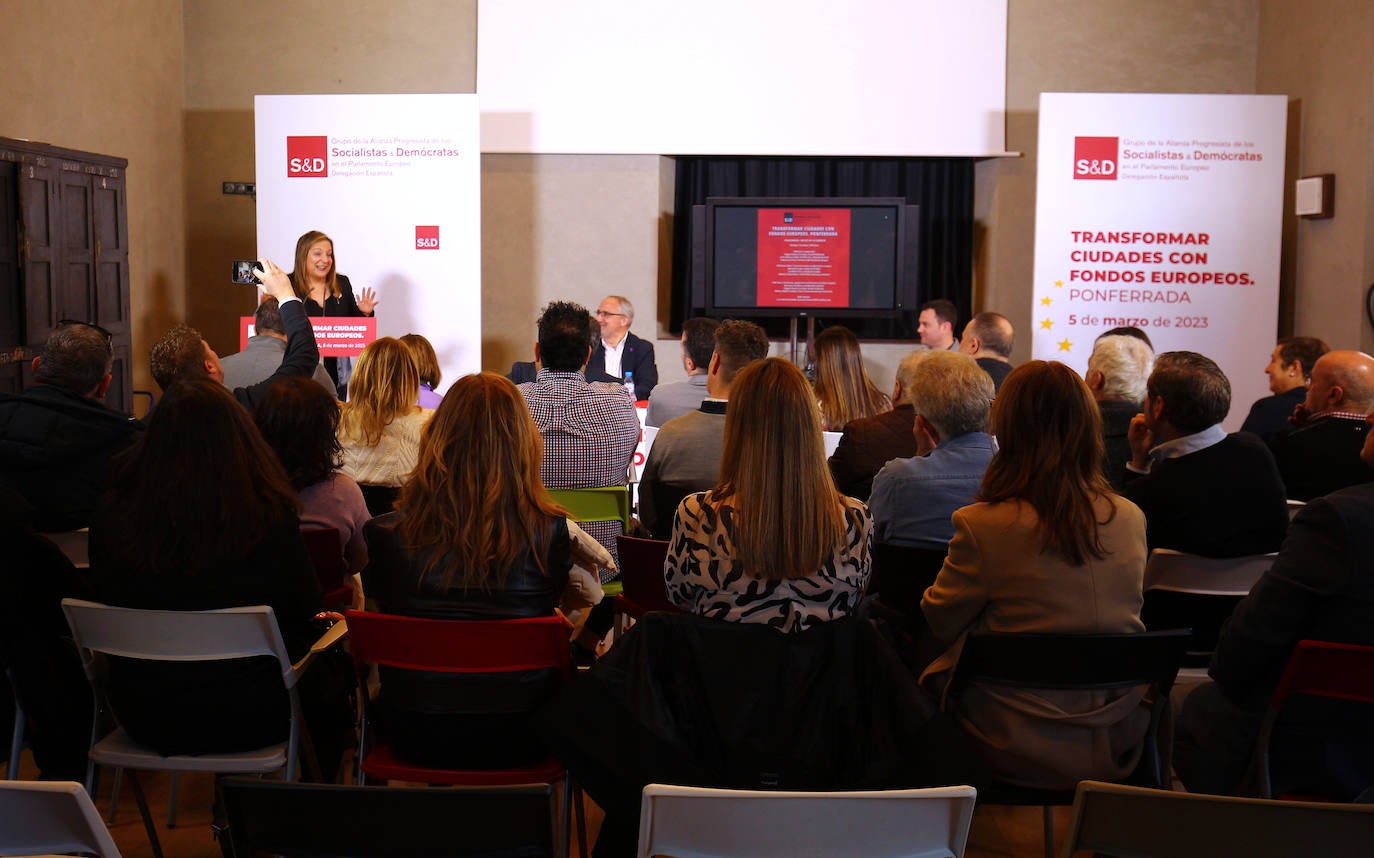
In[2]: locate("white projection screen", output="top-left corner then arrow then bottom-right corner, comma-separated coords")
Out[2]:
478,0 -> 1008,156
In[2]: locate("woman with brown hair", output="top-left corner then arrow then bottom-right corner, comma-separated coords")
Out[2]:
919,360 -> 1149,790
362,372 -> 602,766
399,332 -> 443,408
289,229 -> 377,396
88,379 -> 350,770
811,325 -> 891,430
337,337 -> 432,512
664,357 -> 872,631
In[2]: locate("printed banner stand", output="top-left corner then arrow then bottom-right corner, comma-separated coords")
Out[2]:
1030,93 -> 1287,429
254,94 -> 482,391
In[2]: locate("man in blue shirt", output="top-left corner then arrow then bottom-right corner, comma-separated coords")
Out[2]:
869,350 -> 996,549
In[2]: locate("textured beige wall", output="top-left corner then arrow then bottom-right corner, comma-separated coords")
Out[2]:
976,0 -> 1260,365
0,0 -> 185,398
181,0 -> 477,354
1257,0 -> 1374,353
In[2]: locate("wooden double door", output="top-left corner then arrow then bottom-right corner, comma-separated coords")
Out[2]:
0,137 -> 132,413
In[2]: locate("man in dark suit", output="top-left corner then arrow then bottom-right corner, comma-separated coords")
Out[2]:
1174,417 -> 1374,798
1122,351 -> 1288,557
958,311 -> 1015,392
1268,349 -> 1374,500
585,295 -> 658,401
828,349 -> 927,500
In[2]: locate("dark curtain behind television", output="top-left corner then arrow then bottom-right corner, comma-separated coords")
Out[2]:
670,157 -> 974,339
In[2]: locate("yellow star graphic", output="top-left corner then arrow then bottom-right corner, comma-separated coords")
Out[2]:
1040,296 -> 1052,306
1054,279 -> 1064,288
1040,318 -> 1053,330
1058,338 -> 1073,352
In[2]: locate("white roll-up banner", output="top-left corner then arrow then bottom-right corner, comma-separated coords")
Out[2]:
1030,93 -> 1288,429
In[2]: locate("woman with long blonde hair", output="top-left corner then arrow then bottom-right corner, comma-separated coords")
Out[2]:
919,360 -> 1149,790
362,373 -> 587,767
664,357 -> 872,631
337,337 -> 431,510
812,325 -> 890,430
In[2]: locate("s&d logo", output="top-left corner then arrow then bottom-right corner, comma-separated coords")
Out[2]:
287,136 -> 328,178
1073,137 -> 1118,180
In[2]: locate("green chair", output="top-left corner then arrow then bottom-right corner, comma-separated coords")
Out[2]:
549,487 -> 632,597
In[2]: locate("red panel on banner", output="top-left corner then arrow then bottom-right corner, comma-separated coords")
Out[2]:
239,316 -> 378,358
755,208 -> 851,307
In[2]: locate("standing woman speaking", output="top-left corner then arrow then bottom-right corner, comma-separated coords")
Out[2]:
291,230 -> 378,398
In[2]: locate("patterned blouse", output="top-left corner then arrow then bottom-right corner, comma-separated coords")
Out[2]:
664,491 -> 873,632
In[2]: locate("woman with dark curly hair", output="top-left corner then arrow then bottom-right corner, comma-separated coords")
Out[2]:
255,376 -> 371,606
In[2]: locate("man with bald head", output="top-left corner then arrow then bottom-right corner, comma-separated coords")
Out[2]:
959,311 -> 1015,391
1269,349 -> 1374,500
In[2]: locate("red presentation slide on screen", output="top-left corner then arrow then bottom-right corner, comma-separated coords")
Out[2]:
240,316 -> 377,358
756,208 -> 851,307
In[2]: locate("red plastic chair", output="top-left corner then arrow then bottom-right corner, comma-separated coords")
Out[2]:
614,535 -> 676,619
301,528 -> 353,610
344,611 -> 587,858
1253,640 -> 1374,799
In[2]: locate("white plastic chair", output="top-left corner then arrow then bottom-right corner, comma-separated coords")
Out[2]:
635,783 -> 978,858
1060,780 -> 1374,858
60,598 -> 345,858
0,779 -> 121,857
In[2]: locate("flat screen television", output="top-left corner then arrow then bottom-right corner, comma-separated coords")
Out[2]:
703,197 -> 918,318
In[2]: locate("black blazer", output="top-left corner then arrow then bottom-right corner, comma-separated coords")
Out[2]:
586,332 -> 658,400
1269,415 -> 1374,501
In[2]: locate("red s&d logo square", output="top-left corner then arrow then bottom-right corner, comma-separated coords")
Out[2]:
415,225 -> 440,250
287,136 -> 328,178
1074,136 -> 1118,180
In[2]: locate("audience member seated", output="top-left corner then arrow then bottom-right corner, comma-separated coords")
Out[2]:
507,359 -> 538,385
0,321 -> 143,531
399,333 -> 444,409
1268,349 -> 1374,500
362,373 -> 605,768
869,351 -> 995,550
0,486 -> 92,780
255,377 -> 370,609
920,361 -> 1150,790
220,296 -> 335,395
1240,336 -> 1328,443
86,379 -> 352,777
638,320 -> 767,538
664,357 -> 872,630
586,295 -> 657,400
917,299 -> 959,351
644,316 -> 718,427
812,325 -> 891,431
149,259 -> 319,410
828,350 -> 927,502
337,337 -> 433,512
518,301 -> 640,573
1086,334 -> 1155,491
958,311 -> 1016,391
1174,414 -> 1374,799
1122,351 -> 1288,556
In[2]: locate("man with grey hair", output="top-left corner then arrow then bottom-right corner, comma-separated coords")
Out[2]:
828,349 -> 929,500
0,321 -> 143,530
868,350 -> 996,549
219,296 -> 336,396
959,311 -> 1016,391
1086,333 -> 1154,490
586,294 -> 658,400
1123,351 -> 1288,556
1268,350 -> 1374,500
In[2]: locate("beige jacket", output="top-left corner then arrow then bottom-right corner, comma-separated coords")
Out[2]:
920,494 -> 1149,789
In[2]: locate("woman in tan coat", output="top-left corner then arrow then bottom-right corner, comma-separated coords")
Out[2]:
920,360 -> 1149,790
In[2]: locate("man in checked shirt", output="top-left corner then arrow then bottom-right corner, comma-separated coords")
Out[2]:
518,300 -> 641,577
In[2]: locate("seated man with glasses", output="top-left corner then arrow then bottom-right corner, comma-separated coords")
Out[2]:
585,295 -> 658,401
0,318 -> 143,531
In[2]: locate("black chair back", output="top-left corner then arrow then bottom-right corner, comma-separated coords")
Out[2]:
867,542 -> 946,633
948,629 -> 1192,696
219,778 -> 557,858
